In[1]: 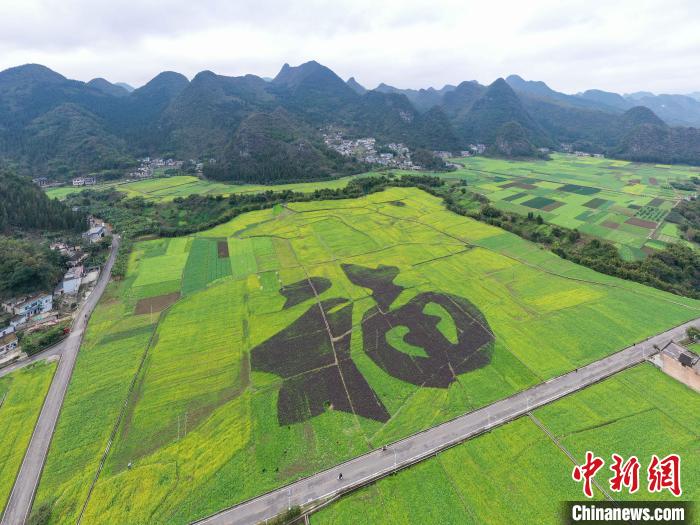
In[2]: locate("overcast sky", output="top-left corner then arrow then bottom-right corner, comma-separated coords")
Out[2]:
0,0 -> 698,94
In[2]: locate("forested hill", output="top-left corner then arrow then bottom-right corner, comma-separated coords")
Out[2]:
0,170 -> 85,233
3,61 -> 700,183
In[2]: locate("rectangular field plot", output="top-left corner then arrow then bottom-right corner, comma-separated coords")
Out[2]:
444,153 -> 700,257
0,361 -> 56,515
311,364 -> 699,525
34,186 -> 700,525
181,237 -> 232,295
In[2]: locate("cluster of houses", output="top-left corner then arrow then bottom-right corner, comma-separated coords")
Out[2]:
0,293 -> 54,363
0,220 -> 107,365
72,176 -> 97,186
322,131 -> 419,169
126,157 -> 188,180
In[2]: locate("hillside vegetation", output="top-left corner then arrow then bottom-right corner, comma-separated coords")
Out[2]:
6,62 -> 700,183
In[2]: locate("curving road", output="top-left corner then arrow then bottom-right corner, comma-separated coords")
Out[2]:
194,317 -> 699,525
1,235 -> 120,525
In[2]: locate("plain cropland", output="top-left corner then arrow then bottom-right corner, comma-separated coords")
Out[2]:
0,361 -> 56,516
30,187 -> 699,525
444,153 -> 700,259
44,174 -> 369,202
311,363 -> 700,525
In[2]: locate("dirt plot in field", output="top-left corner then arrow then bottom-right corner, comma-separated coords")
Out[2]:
342,264 -> 402,311
360,292 -> 493,388
503,192 -> 528,202
584,198 -> 608,209
500,181 -> 537,190
626,179 -> 641,185
343,264 -> 494,388
521,197 -> 558,210
626,217 -> 658,229
648,198 -> 665,207
134,292 -> 180,315
251,297 -> 389,424
649,177 -> 658,185
251,263 -> 495,426
601,221 -> 620,230
217,240 -> 229,258
541,201 -> 564,212
280,277 -> 332,309
559,184 -> 600,195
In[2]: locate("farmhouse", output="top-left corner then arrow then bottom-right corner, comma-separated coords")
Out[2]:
0,331 -> 19,357
60,265 -> 84,295
2,293 -> 53,317
72,176 -> 96,186
83,225 -> 106,243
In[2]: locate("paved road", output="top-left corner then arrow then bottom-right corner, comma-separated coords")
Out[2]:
0,341 -> 65,380
195,317 -> 699,525
1,235 -> 120,525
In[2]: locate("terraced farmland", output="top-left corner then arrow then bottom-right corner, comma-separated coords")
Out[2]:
32,187 -> 700,524
0,361 -> 56,514
448,154 -> 700,259
311,363 -> 700,525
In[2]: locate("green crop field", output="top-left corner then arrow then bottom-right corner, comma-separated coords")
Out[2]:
311,363 -> 699,525
45,174 -> 369,202
0,361 -> 56,514
443,154 -> 700,259
32,187 -> 700,524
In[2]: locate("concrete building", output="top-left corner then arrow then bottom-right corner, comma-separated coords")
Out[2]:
83,225 -> 106,243
61,266 -> 84,295
2,294 -> 53,317
0,331 -> 18,357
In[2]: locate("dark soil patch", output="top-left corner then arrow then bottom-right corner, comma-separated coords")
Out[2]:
503,191 -> 528,202
625,217 -> 658,229
626,179 -> 641,185
251,264 -> 494,426
500,181 -> 537,190
98,324 -> 155,345
359,292 -> 493,388
342,264 -> 402,311
649,177 -> 658,186
542,201 -> 564,212
584,198 -> 608,209
389,200 -> 406,207
251,297 -> 389,425
601,221 -> 620,230
558,184 -> 600,195
628,204 -> 641,210
280,277 -> 332,309
521,197 -> 558,210
217,240 -> 229,258
134,292 -> 180,315
648,198 -> 665,207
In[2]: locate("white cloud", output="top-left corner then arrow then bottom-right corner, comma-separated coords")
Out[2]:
0,0 -> 698,94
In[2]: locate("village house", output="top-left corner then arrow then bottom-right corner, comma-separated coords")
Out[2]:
83,225 -> 106,243
2,293 -> 53,317
60,265 -> 84,295
0,331 -> 18,358
72,176 -> 97,186
32,177 -> 49,187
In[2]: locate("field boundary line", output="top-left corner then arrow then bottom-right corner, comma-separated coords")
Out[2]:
527,412 -> 615,501
75,309 -> 165,525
